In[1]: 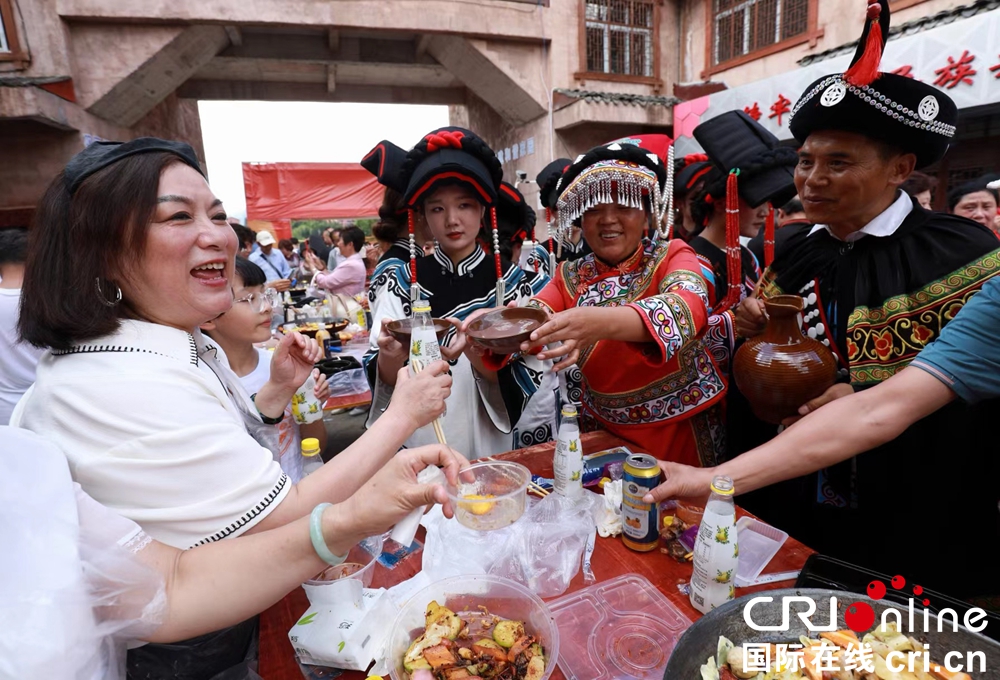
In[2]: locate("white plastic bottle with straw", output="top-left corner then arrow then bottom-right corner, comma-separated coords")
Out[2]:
390,355 -> 450,547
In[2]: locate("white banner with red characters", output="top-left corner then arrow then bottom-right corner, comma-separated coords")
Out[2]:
673,7 -> 1000,155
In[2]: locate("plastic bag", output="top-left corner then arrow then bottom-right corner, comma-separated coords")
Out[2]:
0,428 -> 166,680
421,492 -> 599,598
326,368 -> 369,399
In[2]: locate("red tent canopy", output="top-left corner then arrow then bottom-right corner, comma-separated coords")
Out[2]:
242,162 -> 383,225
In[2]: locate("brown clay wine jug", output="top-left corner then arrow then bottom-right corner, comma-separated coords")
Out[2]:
733,294 -> 838,425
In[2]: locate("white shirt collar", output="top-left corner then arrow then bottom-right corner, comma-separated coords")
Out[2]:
58,319 -> 199,365
808,191 -> 913,243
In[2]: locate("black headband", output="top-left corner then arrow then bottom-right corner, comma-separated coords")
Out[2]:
65,137 -> 204,195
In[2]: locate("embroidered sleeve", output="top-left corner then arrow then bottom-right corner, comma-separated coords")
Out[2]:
695,254 -> 719,312
627,244 -> 710,365
531,264 -> 570,314
524,244 -> 552,279
364,264 -> 409,422
702,309 -> 738,374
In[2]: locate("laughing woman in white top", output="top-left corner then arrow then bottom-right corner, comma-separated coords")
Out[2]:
11,138 -> 455,677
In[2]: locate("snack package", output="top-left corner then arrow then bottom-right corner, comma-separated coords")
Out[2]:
289,587 -> 396,671
595,479 -> 623,537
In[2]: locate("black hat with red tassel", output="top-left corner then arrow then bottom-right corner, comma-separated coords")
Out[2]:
693,111 -> 798,311
788,0 -> 957,169
399,127 -> 504,300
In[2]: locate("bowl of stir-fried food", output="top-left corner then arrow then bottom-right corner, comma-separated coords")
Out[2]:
388,574 -> 559,680
663,588 -> 1000,680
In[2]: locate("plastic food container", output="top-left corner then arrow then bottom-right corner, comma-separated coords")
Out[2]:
304,533 -> 384,589
734,516 -> 788,586
674,502 -> 705,527
387,574 -> 560,680
547,573 -> 691,679
445,460 -> 530,531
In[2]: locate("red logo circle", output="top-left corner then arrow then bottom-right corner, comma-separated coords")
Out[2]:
845,602 -> 876,633
867,580 -> 886,600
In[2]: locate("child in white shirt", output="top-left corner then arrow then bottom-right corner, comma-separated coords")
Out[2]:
202,257 -> 329,481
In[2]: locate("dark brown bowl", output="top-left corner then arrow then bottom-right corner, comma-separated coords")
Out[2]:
467,307 -> 547,354
385,317 -> 451,344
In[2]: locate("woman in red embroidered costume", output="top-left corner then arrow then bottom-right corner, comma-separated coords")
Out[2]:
518,141 -> 727,467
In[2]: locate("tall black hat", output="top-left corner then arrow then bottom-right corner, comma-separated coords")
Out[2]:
788,0 -> 956,169
400,127 -> 502,208
360,140 -> 408,193
496,182 -> 536,243
535,158 -> 572,211
694,111 -> 798,209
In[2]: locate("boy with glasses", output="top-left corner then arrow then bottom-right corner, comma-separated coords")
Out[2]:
202,257 -> 329,481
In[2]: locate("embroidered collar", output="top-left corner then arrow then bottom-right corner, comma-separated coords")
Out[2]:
593,241 -> 646,276
433,245 -> 485,276
393,238 -> 410,251
54,319 -> 200,366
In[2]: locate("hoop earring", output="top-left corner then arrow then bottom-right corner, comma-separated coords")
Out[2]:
95,277 -> 122,307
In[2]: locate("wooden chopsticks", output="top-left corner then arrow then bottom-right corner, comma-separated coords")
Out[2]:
528,481 -> 550,497
409,357 -> 447,446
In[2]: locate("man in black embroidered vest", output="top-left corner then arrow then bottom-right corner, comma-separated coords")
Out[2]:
732,0 -> 1000,595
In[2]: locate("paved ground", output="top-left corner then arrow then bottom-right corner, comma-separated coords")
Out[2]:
320,408 -> 368,461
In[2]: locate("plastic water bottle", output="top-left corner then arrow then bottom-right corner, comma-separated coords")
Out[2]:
291,374 -> 323,424
301,437 -> 324,476
553,404 -> 583,498
409,299 -> 445,417
690,475 -> 739,614
409,300 -> 442,371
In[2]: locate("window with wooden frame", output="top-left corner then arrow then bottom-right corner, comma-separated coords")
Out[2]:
710,0 -> 818,70
580,0 -> 660,83
0,0 -> 26,62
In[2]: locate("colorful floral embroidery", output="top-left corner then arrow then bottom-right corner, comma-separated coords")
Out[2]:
873,328 -> 894,361
848,249 -> 1000,385
846,336 -> 859,360
585,344 -> 726,423
631,295 -> 696,361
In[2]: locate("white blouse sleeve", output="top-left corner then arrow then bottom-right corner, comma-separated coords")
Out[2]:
17,365 -> 290,550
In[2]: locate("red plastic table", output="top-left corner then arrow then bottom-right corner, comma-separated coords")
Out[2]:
258,431 -> 815,679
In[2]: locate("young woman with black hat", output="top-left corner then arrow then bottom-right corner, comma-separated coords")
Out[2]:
365,127 -> 551,456
685,111 -> 799,465
672,153 -> 714,242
